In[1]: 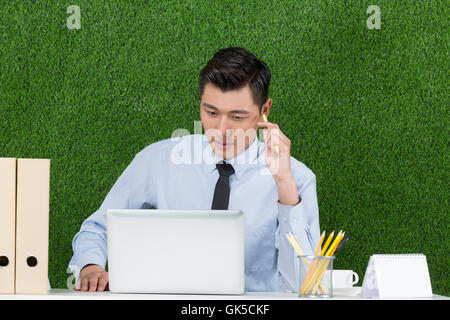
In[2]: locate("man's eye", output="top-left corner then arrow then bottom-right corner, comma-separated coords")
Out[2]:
233,116 -> 244,120
207,111 -> 216,116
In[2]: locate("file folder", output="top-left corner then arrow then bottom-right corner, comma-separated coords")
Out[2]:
0,158 -> 17,294
15,158 -> 50,294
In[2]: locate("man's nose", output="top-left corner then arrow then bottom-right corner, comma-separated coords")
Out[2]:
217,116 -> 230,137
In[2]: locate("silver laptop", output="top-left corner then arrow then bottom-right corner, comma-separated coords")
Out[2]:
106,209 -> 244,294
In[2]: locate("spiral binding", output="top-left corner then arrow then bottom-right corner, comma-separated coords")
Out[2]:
372,253 -> 425,259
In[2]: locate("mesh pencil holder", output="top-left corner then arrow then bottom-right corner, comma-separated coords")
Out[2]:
297,255 -> 335,298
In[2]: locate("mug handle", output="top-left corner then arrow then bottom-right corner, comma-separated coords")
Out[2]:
352,272 -> 359,285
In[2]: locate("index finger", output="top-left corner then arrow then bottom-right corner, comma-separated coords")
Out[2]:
257,121 -> 279,128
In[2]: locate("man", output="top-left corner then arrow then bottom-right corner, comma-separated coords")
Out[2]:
68,47 -> 320,292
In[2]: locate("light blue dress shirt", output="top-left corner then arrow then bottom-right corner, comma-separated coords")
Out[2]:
68,134 -> 320,292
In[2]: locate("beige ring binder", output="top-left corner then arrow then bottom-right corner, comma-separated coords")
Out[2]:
0,158 -> 17,294
0,158 -> 50,295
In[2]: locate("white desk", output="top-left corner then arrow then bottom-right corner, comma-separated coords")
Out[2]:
1,288 -> 448,300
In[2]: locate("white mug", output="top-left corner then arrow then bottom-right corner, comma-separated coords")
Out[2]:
333,270 -> 359,288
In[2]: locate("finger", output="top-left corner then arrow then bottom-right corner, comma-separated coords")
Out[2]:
74,280 -> 81,291
88,277 -> 99,292
263,128 -> 268,142
266,128 -> 282,144
257,121 -> 279,129
267,128 -> 290,151
266,134 -> 281,155
80,277 -> 89,292
259,122 -> 285,143
266,126 -> 287,142
270,134 -> 291,157
97,274 -> 109,292
264,127 -> 282,143
272,127 -> 289,143
266,135 -> 272,159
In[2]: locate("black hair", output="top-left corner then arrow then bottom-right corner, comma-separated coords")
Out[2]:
199,47 -> 271,112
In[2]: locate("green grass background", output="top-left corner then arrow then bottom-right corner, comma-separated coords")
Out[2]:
0,0 -> 448,294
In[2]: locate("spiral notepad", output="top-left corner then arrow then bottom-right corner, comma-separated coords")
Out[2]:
362,254 -> 432,298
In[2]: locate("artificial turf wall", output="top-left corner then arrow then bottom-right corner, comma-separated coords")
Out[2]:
0,1 -> 447,294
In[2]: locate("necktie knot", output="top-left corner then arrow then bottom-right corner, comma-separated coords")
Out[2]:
216,162 -> 235,177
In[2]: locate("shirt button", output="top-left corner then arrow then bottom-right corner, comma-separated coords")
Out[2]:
237,172 -> 241,177
292,218 -> 297,224
282,217 -> 287,223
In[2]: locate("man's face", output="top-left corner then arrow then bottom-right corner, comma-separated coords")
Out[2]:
200,82 -> 270,160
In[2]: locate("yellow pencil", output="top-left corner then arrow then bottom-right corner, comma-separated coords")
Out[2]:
328,231 -> 345,256
306,233 -> 342,294
298,231 -> 326,294
287,232 -> 328,294
285,233 -> 303,256
314,231 -> 326,256
300,230 -> 333,294
324,230 -> 343,256
290,232 -> 305,254
302,231 -> 343,294
320,230 -> 335,255
311,232 -> 345,294
262,114 -> 280,154
328,231 -> 344,256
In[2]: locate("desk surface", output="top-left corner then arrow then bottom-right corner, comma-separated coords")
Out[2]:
1,288 -> 449,300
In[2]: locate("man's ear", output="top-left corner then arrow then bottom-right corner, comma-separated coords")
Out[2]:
260,98 -> 273,116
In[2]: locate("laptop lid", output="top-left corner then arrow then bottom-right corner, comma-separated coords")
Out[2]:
106,209 -> 244,294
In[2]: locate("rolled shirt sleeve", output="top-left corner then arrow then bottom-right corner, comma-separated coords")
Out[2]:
275,170 -> 320,292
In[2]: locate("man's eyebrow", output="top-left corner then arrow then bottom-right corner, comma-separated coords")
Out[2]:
202,103 -> 250,114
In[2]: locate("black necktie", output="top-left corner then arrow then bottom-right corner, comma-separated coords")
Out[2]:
211,160 -> 235,210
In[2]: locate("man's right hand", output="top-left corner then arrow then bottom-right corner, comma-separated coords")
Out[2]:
74,264 -> 109,292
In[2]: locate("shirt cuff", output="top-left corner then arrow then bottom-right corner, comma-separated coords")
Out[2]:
277,199 -> 315,255
277,198 -> 300,224
68,251 -> 107,281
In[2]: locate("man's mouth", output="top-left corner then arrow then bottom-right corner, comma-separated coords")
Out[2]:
214,139 -> 233,148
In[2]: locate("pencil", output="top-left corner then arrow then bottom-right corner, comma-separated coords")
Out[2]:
314,231 -> 326,256
287,232 -> 328,294
303,230 -> 341,293
319,230 -> 335,255
289,232 -> 305,254
299,231 -> 326,294
334,235 -> 349,256
262,114 -> 280,154
285,233 -> 303,256
325,230 -> 343,256
302,231 -> 343,294
311,232 -> 345,294
300,230 -> 332,294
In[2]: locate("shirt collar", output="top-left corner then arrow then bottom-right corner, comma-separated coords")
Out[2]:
203,135 -> 261,179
